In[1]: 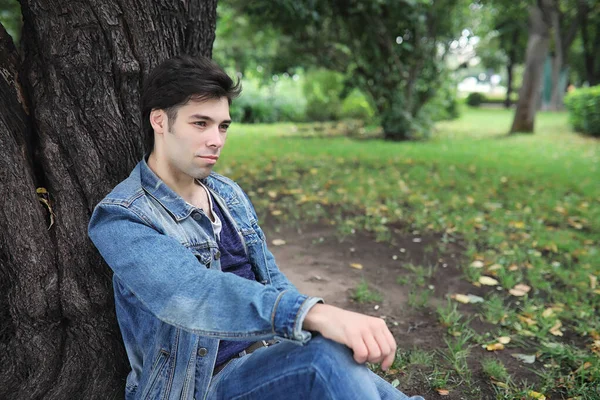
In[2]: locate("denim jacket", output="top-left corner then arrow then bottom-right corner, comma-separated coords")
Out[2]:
88,158 -> 322,400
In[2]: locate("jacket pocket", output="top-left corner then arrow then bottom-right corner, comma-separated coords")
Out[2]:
190,246 -> 213,267
141,349 -> 170,400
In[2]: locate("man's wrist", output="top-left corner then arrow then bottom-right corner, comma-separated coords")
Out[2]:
302,303 -> 331,332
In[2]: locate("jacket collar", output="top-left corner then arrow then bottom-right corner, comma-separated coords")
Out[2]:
139,157 -> 199,222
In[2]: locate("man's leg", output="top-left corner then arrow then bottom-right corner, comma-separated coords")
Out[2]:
206,335 -> 424,400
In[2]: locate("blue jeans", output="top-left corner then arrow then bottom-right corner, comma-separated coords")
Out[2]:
206,335 -> 425,400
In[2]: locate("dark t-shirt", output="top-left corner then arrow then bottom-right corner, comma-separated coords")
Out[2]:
211,192 -> 258,368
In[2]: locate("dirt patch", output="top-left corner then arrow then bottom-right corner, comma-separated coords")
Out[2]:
265,222 -> 541,399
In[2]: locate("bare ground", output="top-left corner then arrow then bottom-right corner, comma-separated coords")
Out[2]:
265,222 -> 540,400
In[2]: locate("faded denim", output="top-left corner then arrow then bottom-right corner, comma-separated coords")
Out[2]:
207,335 -> 425,400
89,158 -> 420,400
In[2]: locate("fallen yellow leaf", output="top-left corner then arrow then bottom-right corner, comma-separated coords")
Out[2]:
509,283 -> 531,297
498,336 -> 511,344
550,320 -> 563,336
451,294 -> 470,304
554,205 -> 567,215
479,276 -> 499,286
267,190 -> 278,199
510,221 -> 525,229
542,308 -> 555,319
436,389 -> 450,396
488,263 -> 503,271
271,210 -> 283,216
590,275 -> 598,290
349,263 -> 364,270
518,315 -> 537,326
527,390 -> 546,400
271,239 -> 286,246
486,343 -> 505,351
470,260 -> 484,268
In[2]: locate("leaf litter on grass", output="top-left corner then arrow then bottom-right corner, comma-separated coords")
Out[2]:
221,109 -> 600,398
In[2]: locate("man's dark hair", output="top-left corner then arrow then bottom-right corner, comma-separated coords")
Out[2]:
141,55 -> 241,153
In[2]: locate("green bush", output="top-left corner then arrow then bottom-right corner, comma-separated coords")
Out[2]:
230,75 -> 306,123
381,93 -> 432,141
466,92 -> 485,107
303,69 -> 344,121
422,78 -> 460,121
340,89 -> 375,121
565,86 -> 600,137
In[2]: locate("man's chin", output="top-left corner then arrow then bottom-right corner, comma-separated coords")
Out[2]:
190,166 -> 213,180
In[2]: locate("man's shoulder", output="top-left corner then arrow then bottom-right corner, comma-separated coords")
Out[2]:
98,163 -> 145,208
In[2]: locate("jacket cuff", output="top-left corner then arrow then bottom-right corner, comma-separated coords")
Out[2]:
272,290 -> 324,344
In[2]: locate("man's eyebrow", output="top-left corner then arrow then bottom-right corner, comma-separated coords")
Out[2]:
189,114 -> 232,124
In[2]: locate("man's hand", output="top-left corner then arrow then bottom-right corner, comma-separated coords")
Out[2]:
302,303 -> 397,371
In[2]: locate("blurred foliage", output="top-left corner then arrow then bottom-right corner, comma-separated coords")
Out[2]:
223,0 -> 469,140
568,0 -> 600,86
0,0 -> 21,43
421,74 -> 460,122
213,2 -> 300,81
473,1 -> 528,106
303,69 -> 344,121
341,89 -> 376,121
564,85 -> 600,137
466,92 -> 485,107
230,74 -> 306,123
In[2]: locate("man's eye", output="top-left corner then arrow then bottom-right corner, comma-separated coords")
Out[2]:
194,121 -> 207,127
220,125 -> 230,131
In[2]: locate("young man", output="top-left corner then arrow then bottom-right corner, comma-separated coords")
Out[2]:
88,55 -> 424,400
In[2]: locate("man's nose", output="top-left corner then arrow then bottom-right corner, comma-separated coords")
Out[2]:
207,126 -> 224,148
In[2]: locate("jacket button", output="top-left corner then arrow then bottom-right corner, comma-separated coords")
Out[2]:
214,251 -> 221,260
197,347 -> 208,357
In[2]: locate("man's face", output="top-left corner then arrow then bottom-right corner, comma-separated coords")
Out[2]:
154,97 -> 231,180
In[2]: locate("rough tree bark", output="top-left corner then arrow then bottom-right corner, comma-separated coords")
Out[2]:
504,29 -> 519,109
548,2 -> 578,111
0,1 -> 217,399
510,0 -> 552,134
579,0 -> 600,86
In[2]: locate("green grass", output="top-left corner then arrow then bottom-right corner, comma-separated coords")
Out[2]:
481,358 -> 509,382
352,280 -> 383,303
219,108 -> 600,398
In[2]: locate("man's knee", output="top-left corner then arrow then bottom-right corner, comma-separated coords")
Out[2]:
301,335 -> 364,376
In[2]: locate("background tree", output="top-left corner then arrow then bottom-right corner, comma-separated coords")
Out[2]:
547,0 -> 579,110
576,0 -> 600,85
228,0 -> 467,141
510,0 -> 554,133
0,1 -> 217,398
476,1 -> 528,108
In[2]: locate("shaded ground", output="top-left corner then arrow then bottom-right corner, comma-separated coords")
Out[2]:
266,222 -> 540,400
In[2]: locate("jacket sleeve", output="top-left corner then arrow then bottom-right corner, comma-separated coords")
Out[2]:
88,201 -> 321,343
237,187 -> 302,293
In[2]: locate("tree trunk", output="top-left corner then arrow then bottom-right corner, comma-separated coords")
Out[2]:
548,4 -> 563,111
504,30 -> 518,109
0,1 -> 217,399
579,0 -> 600,86
510,1 -> 552,134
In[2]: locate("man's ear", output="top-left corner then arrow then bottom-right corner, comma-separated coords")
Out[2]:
150,109 -> 166,135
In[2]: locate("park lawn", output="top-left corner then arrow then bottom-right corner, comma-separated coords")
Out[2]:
216,108 -> 600,399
